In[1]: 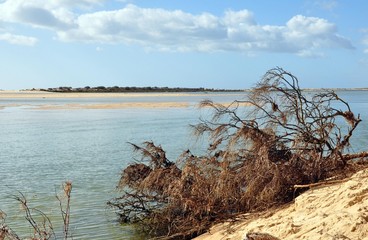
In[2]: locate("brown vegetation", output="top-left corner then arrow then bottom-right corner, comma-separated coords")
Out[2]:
108,68 -> 368,239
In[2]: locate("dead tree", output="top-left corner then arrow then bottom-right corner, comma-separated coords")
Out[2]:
110,68 -> 368,239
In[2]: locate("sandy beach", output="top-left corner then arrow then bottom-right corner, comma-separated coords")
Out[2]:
195,168 -> 368,240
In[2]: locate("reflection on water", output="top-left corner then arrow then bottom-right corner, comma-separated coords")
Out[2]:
0,92 -> 367,239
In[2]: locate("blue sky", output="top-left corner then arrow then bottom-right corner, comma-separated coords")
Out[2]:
0,0 -> 367,90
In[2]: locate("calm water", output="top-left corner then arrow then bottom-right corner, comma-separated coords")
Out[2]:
0,91 -> 367,239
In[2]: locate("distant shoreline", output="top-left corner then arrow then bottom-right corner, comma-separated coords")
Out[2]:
1,86 -> 367,93
0,87 -> 367,100
21,86 -> 245,93
0,91 -> 245,99
302,88 -> 368,91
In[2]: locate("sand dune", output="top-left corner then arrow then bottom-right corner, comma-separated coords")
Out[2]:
196,168 -> 368,240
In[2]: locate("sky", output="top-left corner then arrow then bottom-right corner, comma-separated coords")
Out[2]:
0,0 -> 367,90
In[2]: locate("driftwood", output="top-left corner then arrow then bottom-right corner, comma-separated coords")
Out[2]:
294,179 -> 348,189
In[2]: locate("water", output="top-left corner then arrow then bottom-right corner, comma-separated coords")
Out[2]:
0,91 -> 367,239
333,91 -> 368,152
0,92 -> 244,239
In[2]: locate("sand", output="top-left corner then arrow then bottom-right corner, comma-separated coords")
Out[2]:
36,102 -> 191,109
195,168 -> 368,240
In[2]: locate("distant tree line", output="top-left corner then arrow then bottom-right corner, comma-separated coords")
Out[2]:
36,86 -> 244,93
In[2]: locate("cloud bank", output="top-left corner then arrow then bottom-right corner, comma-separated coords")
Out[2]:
0,1 -> 354,56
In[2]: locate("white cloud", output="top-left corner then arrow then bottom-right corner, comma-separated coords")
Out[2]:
0,32 -> 37,45
0,0 -> 104,30
0,0 -> 98,46
283,15 -> 353,51
0,2 -> 354,56
58,5 -> 353,55
0,2 -> 119,36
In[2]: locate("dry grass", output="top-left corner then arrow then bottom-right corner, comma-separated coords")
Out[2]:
0,182 -> 73,240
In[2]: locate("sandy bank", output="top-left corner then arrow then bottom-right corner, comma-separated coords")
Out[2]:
195,168 -> 368,240
36,102 -> 190,109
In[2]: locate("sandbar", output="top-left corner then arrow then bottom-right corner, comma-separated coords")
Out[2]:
36,102 -> 190,110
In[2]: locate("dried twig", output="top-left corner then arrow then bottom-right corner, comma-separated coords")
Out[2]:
10,191 -> 55,240
56,181 -> 72,240
294,179 -> 348,189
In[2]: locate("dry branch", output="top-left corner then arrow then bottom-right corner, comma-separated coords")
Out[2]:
294,179 -> 348,189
